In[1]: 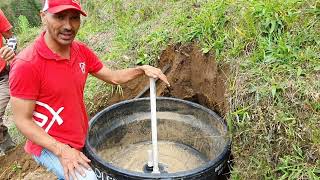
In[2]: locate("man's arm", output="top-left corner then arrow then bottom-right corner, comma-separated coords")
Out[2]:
11,97 -> 91,180
92,65 -> 170,86
11,97 -> 58,152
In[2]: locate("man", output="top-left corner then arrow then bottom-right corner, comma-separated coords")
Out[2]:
9,0 -> 169,180
0,9 -> 17,155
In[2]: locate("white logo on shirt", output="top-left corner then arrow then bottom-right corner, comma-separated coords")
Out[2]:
33,101 -> 64,133
79,62 -> 86,74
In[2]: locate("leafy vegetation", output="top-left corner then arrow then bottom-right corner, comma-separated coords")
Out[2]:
0,0 -> 42,27
15,15 -> 42,49
10,0 -> 320,179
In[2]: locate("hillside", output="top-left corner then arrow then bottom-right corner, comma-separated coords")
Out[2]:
1,0 -> 319,179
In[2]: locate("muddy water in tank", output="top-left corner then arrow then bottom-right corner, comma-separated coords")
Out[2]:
96,111 -> 227,173
98,141 -> 207,173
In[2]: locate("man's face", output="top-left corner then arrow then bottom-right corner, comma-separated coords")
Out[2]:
43,10 -> 81,46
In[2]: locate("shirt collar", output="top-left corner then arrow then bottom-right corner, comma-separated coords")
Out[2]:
35,31 -> 78,61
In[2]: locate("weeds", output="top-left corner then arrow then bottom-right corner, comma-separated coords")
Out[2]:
11,162 -> 22,172
276,145 -> 320,180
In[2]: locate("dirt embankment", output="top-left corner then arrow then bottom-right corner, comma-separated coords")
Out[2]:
0,43 -> 228,180
97,43 -> 228,116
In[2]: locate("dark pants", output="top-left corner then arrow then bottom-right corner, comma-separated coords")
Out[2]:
0,123 -> 9,143
0,74 -> 10,143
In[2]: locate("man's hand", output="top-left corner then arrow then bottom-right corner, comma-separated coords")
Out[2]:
140,65 -> 170,86
0,46 -> 15,63
57,144 -> 91,180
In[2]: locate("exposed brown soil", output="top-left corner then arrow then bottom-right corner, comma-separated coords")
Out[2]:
93,43 -> 228,117
0,144 -> 55,180
0,43 -> 228,179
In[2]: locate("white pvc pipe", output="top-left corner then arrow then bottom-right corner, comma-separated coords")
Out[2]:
147,149 -> 153,167
149,78 -> 160,173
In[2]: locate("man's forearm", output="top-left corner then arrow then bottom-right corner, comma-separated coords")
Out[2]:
93,64 -> 169,86
111,67 -> 144,84
93,66 -> 144,85
14,118 -> 65,156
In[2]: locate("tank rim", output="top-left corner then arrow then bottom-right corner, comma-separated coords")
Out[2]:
85,97 -> 231,178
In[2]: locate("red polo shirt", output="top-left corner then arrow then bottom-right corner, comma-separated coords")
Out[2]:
9,31 -> 103,156
0,9 -> 12,48
0,9 -> 12,72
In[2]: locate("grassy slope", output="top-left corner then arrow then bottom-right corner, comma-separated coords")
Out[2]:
16,0 -> 319,179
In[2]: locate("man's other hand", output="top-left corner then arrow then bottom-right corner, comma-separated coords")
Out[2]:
140,65 -> 170,86
58,144 -> 91,180
0,46 -> 15,63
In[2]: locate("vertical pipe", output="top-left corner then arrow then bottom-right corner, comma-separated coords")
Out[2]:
150,78 -> 160,173
147,150 -> 153,167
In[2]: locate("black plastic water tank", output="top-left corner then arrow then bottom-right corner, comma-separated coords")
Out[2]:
84,97 -> 231,180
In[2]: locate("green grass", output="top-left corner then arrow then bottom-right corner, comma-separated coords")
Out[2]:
14,0 -> 320,179
15,15 -> 41,50
8,125 -> 26,145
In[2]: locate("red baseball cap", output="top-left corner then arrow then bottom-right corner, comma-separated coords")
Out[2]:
42,0 -> 87,16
